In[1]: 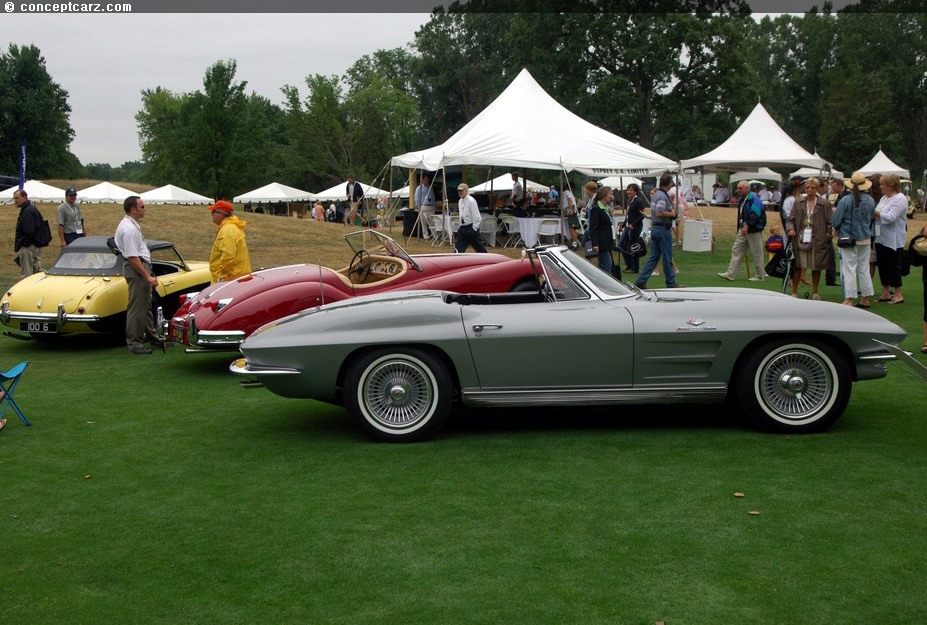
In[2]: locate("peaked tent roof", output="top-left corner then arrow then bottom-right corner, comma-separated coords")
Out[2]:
856,148 -> 910,178
0,179 -> 66,203
789,152 -> 843,180
233,181 -> 315,203
469,174 -> 549,194
391,68 -> 675,175
313,181 -> 390,201
139,184 -> 212,205
76,181 -> 135,203
681,103 -> 824,172
730,167 -> 782,183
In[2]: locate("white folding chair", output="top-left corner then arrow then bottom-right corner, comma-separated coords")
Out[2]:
501,215 -> 524,248
447,215 -> 461,247
479,218 -> 499,247
536,218 -> 562,246
430,214 -> 446,247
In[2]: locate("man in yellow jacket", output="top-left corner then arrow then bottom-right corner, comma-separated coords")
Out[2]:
208,200 -> 252,284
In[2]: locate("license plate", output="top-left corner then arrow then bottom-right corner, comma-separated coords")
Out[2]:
20,321 -> 57,333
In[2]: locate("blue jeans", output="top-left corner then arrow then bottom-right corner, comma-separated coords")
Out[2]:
635,226 -> 676,287
597,248 -> 613,275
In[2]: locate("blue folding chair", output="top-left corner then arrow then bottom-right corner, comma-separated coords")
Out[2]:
0,361 -> 30,426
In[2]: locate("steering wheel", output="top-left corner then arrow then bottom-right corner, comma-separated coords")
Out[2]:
349,249 -> 372,284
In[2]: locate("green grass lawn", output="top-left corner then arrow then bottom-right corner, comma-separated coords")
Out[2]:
2,227 -> 926,624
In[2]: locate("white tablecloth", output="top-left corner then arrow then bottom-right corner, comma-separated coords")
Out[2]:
516,217 -> 567,247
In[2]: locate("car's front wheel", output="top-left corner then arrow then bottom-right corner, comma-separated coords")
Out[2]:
345,348 -> 452,442
736,339 -> 851,433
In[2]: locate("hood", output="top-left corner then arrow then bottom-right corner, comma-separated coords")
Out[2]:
4,272 -> 108,314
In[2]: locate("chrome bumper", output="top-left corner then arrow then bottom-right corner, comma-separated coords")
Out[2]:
229,357 -> 301,376
165,314 -> 245,351
0,301 -> 100,326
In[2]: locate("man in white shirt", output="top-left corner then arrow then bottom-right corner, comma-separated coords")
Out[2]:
454,183 -> 487,253
560,186 -> 580,249
114,196 -> 162,354
510,173 -> 524,206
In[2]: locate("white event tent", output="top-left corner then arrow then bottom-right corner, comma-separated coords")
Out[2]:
391,68 -> 675,176
681,103 -> 826,173
788,152 -> 843,181
856,148 -> 910,178
0,179 -> 66,203
313,181 -> 390,201
77,181 -> 135,203
469,174 -> 549,195
233,181 -> 315,203
730,167 -> 782,184
140,184 -> 212,205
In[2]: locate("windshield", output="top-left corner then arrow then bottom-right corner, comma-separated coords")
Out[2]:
557,248 -> 635,298
345,229 -> 420,271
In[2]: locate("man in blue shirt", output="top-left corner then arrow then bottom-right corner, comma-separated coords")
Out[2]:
634,174 -> 684,289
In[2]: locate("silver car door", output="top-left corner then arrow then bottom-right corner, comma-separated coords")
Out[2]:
461,300 -> 634,389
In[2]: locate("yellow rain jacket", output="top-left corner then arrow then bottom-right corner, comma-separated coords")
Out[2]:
209,215 -> 252,283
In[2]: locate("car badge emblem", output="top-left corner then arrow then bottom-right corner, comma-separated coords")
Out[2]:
676,316 -> 717,332
36,297 -> 44,310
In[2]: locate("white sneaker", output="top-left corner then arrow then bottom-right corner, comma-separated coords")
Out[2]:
717,273 -> 735,281
748,276 -> 765,282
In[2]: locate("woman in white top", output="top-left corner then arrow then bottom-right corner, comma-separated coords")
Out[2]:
873,173 -> 909,304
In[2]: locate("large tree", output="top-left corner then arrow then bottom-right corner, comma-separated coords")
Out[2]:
0,44 -> 75,178
137,60 -> 287,199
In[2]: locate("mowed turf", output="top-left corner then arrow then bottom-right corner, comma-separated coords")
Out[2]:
1,193 -> 926,624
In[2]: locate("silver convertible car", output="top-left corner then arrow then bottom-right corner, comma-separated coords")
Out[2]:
231,246 -> 927,442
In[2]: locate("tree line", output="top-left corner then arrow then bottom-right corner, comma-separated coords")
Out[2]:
2,1 -> 924,200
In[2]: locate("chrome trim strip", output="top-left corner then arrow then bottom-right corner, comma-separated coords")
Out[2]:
461,384 -> 728,407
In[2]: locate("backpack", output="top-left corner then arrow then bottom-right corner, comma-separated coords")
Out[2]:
34,219 -> 53,247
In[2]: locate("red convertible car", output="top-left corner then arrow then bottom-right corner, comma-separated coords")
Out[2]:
166,229 -> 540,351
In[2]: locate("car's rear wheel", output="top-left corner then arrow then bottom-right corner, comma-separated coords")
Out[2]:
345,348 -> 452,442
736,339 -> 851,433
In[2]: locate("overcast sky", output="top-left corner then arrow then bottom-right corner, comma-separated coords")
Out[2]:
1,13 -> 430,166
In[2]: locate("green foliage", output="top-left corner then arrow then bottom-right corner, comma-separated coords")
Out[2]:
136,61 -> 288,200
0,44 -> 75,178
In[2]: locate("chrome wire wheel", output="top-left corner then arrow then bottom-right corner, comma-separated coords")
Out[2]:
346,348 -> 452,441
740,340 -> 849,432
358,355 -> 436,431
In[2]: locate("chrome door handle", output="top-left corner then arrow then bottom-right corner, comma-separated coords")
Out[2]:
472,324 -> 503,332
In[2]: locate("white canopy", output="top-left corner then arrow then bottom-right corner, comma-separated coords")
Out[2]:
76,181 -> 135,203
391,68 -> 675,176
856,148 -> 910,178
313,181 -> 390,201
730,168 -> 781,184
139,184 -> 212,205
469,174 -> 549,194
0,179 -> 66,203
233,181 -> 315,203
681,103 -> 825,172
598,175 -> 644,188
789,152 -> 843,180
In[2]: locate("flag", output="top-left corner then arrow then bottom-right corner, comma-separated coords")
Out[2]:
19,143 -> 26,189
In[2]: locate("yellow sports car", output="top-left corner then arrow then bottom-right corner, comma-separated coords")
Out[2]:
1,235 -> 211,338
